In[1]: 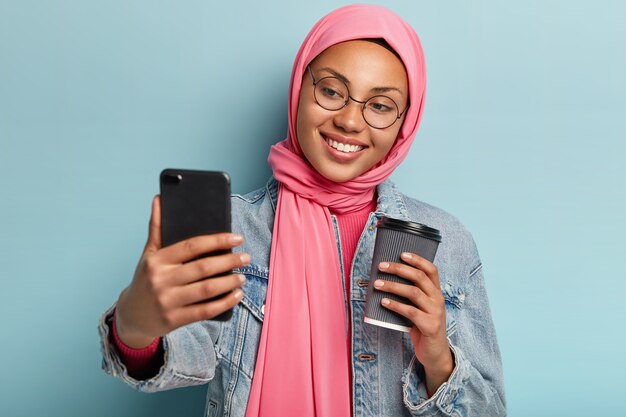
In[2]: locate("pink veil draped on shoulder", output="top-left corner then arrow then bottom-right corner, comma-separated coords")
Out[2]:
245,5 -> 426,416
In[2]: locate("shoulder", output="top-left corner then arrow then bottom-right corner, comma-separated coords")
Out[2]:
230,177 -> 277,229
382,181 -> 482,278
230,178 -> 277,266
403,193 -> 473,247
231,177 -> 278,212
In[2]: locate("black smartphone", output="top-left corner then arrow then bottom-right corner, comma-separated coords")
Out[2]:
159,168 -> 233,321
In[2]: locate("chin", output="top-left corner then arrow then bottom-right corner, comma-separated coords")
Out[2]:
316,166 -> 361,183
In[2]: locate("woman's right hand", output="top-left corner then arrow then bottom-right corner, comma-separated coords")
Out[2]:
114,195 -> 249,348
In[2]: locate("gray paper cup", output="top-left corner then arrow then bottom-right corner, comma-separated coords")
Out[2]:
364,217 -> 442,332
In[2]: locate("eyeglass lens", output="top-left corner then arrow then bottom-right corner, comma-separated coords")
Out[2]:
313,77 -> 400,129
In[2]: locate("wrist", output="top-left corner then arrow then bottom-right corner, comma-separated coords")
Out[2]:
113,308 -> 157,349
423,346 -> 454,394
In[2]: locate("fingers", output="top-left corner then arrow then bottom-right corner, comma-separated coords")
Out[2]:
373,279 -> 433,312
145,195 -> 162,253
382,297 -> 442,337
400,252 -> 440,287
374,253 -> 445,336
377,285 -> 445,337
380,297 -> 437,334
159,233 -> 244,264
378,256 -> 439,297
169,251 -> 250,285
167,288 -> 244,328
169,274 -> 246,307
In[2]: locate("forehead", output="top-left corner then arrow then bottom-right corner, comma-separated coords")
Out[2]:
309,40 -> 408,93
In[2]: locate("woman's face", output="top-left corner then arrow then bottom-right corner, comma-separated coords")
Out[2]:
296,40 -> 409,183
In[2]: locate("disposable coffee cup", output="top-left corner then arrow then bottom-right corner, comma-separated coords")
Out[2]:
364,217 -> 442,332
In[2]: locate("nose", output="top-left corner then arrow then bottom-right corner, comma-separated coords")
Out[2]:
332,98 -> 366,133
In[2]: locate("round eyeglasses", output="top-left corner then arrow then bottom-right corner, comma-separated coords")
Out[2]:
307,66 -> 408,129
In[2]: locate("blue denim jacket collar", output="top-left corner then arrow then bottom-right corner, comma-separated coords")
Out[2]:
265,176 -> 410,221
375,179 -> 411,221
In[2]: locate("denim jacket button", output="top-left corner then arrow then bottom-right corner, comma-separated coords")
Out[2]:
261,304 -> 265,315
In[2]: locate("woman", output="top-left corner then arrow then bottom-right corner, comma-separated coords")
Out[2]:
99,4 -> 506,416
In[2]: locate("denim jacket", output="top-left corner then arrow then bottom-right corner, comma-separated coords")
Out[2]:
99,177 -> 506,417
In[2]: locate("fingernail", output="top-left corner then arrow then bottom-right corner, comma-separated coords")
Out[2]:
374,279 -> 384,288
238,274 -> 246,284
230,234 -> 243,244
381,298 -> 390,306
379,262 -> 390,270
401,252 -> 413,260
240,253 -> 250,264
234,289 -> 244,300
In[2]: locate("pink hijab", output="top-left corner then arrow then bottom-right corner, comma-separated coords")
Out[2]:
245,5 -> 426,416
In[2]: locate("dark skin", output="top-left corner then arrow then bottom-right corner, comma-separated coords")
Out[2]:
375,252 -> 454,394
115,196 -> 249,349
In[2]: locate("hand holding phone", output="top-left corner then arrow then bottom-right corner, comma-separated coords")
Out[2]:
114,170 -> 249,349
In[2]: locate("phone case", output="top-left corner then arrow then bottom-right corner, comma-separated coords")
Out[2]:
159,168 -> 233,321
160,169 -> 231,247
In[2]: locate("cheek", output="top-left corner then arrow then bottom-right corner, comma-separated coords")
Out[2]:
368,128 -> 402,168
384,119 -> 405,151
295,102 -> 323,164
295,108 -> 305,144
374,130 -> 400,155
295,97 -> 311,151
296,102 -> 326,143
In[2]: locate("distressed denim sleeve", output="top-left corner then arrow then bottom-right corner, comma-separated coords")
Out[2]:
401,252 -> 506,415
98,304 -> 220,393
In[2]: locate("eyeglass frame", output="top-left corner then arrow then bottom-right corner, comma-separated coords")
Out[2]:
306,65 -> 409,129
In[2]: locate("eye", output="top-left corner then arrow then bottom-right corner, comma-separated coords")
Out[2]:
366,97 -> 397,114
320,86 -> 344,99
370,102 -> 393,113
316,78 -> 347,102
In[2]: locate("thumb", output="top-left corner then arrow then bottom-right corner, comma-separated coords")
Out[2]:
145,195 -> 162,252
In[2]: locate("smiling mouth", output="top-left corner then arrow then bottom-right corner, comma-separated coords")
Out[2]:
323,136 -> 364,153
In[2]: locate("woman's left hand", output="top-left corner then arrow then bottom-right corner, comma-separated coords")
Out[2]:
374,252 -> 454,395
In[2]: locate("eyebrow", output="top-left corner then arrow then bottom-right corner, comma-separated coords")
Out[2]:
316,66 -> 406,97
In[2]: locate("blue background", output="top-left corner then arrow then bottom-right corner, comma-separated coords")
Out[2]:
1,1 -> 625,416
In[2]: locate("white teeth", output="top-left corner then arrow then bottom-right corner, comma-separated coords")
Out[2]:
326,138 -> 363,153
